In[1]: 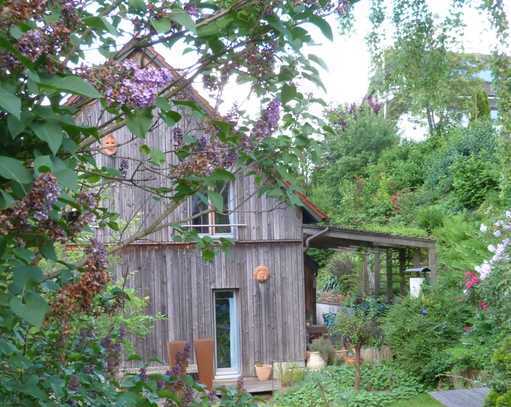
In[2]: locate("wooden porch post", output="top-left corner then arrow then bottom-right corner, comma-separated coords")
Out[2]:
361,252 -> 369,296
428,245 -> 438,283
386,249 -> 393,303
374,251 -> 381,297
399,249 -> 406,296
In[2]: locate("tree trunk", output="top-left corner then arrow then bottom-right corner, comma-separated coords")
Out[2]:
354,344 -> 362,391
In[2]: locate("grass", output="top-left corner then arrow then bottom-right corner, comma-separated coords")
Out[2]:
389,393 -> 443,407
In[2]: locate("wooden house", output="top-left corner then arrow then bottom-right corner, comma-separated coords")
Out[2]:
75,46 -> 328,381
75,46 -> 438,384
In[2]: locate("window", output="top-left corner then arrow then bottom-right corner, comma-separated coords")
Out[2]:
214,290 -> 240,377
191,183 -> 234,236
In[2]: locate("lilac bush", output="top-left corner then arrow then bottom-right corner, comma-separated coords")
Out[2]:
81,60 -> 172,108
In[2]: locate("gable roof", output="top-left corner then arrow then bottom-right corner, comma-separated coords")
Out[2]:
69,45 -> 328,222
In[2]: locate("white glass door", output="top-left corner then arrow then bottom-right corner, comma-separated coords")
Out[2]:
214,290 -> 240,377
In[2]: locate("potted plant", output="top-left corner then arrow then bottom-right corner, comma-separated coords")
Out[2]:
310,337 -> 336,366
255,362 -> 272,381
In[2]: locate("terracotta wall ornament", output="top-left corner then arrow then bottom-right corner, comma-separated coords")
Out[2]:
254,265 -> 270,283
101,134 -> 118,156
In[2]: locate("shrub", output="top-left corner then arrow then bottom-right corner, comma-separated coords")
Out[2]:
451,155 -> 499,210
484,336 -> 511,407
310,337 -> 337,365
382,284 -> 473,386
278,364 -> 306,388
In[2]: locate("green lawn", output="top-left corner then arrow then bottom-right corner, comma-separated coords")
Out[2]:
389,394 -> 443,407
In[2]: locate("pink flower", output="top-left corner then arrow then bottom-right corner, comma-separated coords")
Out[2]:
479,301 -> 489,311
464,271 -> 480,290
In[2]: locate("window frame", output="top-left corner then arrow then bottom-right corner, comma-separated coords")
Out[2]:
190,182 -> 236,239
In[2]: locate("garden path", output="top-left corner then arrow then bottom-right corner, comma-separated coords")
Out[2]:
430,387 -> 489,407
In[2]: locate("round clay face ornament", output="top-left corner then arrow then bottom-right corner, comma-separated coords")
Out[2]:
253,265 -> 270,283
101,134 -> 118,156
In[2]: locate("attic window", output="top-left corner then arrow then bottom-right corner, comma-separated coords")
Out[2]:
191,183 -> 234,236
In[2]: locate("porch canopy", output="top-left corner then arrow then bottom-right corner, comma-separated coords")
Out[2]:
303,224 -> 437,303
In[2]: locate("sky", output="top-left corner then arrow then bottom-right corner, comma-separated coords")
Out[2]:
153,0 -> 511,140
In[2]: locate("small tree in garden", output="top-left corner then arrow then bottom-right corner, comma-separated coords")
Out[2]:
331,299 -> 385,391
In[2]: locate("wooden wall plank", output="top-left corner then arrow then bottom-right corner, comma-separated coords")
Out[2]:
114,243 -> 305,375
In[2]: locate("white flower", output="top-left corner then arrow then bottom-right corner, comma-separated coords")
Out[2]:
494,230 -> 502,237
477,262 -> 492,280
488,244 -> 496,253
480,224 -> 488,233
506,210 -> 511,218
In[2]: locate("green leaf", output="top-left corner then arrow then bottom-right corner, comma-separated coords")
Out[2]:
0,338 -> 17,355
308,54 -> 328,71
160,110 -> 182,127
40,240 -> 57,260
127,109 -> 153,138
7,115 -> 27,138
128,0 -> 145,11
53,160 -> 77,190
208,191 -> 224,212
281,83 -> 298,104
0,156 -> 32,184
34,155 -> 53,174
309,16 -> 333,41
197,15 -> 233,37
32,122 -> 64,155
12,266 -> 43,294
9,292 -> 49,327
155,97 -> 172,111
83,16 -> 118,36
39,75 -> 101,98
169,10 -> 196,34
0,190 -> 14,209
151,17 -> 171,34
0,85 -> 21,119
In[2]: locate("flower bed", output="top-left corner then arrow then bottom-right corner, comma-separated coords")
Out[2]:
272,364 -> 423,407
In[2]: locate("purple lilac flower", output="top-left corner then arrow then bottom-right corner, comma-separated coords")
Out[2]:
366,95 -> 382,114
85,238 -> 108,270
77,191 -> 96,209
251,98 -> 281,141
18,29 -> 45,62
337,0 -> 350,15
81,60 -> 172,109
29,173 -> 61,221
184,2 -> 199,17
119,324 -> 127,339
182,387 -> 194,405
138,367 -> 147,381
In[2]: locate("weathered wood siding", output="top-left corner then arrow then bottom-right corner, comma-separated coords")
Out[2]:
116,242 -> 306,376
77,100 -> 302,244
76,49 -> 307,376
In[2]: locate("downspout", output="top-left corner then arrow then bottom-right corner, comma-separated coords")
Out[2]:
304,227 -> 329,250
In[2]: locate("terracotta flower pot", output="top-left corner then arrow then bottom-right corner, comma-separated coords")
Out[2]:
194,338 -> 215,390
344,356 -> 357,366
307,351 -> 326,371
255,364 -> 272,381
336,349 -> 348,362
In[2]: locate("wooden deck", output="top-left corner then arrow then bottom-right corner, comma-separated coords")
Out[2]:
430,387 -> 489,407
215,377 -> 281,393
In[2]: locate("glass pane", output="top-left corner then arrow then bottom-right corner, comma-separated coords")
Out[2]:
213,184 -> 231,234
191,194 -> 209,234
215,291 -> 233,369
